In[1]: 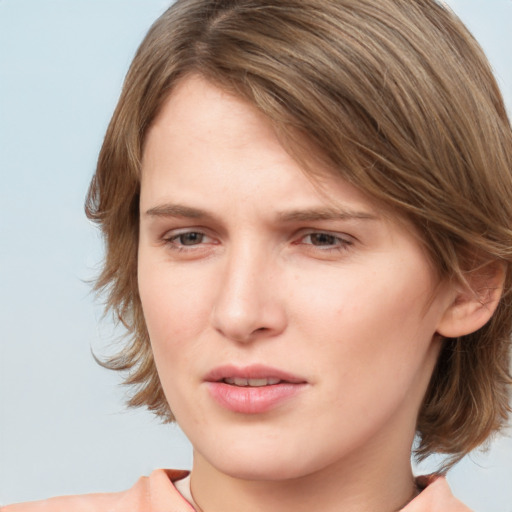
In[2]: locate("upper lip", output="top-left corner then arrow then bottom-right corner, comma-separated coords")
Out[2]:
204,364 -> 307,384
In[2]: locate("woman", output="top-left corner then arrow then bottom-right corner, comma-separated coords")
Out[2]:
3,0 -> 511,510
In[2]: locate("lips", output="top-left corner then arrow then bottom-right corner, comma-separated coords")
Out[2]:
204,365 -> 307,414
205,364 -> 306,384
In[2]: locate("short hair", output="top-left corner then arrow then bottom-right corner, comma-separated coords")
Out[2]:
86,0 -> 512,466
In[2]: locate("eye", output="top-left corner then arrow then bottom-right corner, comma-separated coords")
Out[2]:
163,229 -> 215,250
304,233 -> 339,247
298,231 -> 353,251
171,231 -> 206,246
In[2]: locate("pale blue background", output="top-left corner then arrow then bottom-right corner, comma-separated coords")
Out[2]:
1,1 -> 511,509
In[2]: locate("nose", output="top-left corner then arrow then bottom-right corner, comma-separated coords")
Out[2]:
211,245 -> 287,343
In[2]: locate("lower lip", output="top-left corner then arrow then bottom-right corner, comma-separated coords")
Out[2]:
206,382 -> 306,414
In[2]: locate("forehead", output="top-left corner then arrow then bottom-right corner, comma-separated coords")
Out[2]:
145,74 -> 287,165
142,74 -> 418,238
143,76 -> 375,210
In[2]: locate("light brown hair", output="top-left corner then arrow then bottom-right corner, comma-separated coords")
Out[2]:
86,0 -> 512,466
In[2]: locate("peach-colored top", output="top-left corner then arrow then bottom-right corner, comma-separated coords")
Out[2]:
403,475 -> 473,511
1,470 -> 472,511
0,470 -> 194,512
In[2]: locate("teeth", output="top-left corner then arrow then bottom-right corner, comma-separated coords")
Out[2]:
224,377 -> 281,387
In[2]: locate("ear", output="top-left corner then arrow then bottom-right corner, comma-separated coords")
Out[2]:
436,261 -> 505,338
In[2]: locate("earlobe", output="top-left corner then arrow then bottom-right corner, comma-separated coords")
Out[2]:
436,261 -> 505,338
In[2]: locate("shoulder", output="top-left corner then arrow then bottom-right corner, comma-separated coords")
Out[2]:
1,469 -> 194,512
402,475 -> 473,512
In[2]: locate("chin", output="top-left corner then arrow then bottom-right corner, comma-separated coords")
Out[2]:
216,458 -> 310,482
197,436 -> 334,483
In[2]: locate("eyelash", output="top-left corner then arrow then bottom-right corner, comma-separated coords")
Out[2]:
162,229 -> 353,254
163,230 -> 214,251
297,232 -> 353,252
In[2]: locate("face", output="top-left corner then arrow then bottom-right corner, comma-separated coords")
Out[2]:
138,75 -> 456,481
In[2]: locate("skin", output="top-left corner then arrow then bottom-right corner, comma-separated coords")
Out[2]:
138,75 -> 462,512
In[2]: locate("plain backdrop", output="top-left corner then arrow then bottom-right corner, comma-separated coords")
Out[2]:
1,1 -> 511,510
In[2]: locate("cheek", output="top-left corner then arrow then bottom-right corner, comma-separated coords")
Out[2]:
295,260 -> 440,380
138,252 -> 208,334
137,261 -> 212,414
137,257 -> 214,359
293,269 -> 440,437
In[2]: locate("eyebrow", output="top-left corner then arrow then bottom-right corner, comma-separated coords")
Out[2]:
277,207 -> 379,223
145,203 -> 378,223
145,204 -> 214,220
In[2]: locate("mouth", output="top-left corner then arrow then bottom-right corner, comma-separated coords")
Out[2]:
205,365 -> 307,414
205,364 -> 306,386
221,377 -> 282,387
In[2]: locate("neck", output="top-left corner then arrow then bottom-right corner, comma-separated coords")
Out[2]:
189,439 -> 418,512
